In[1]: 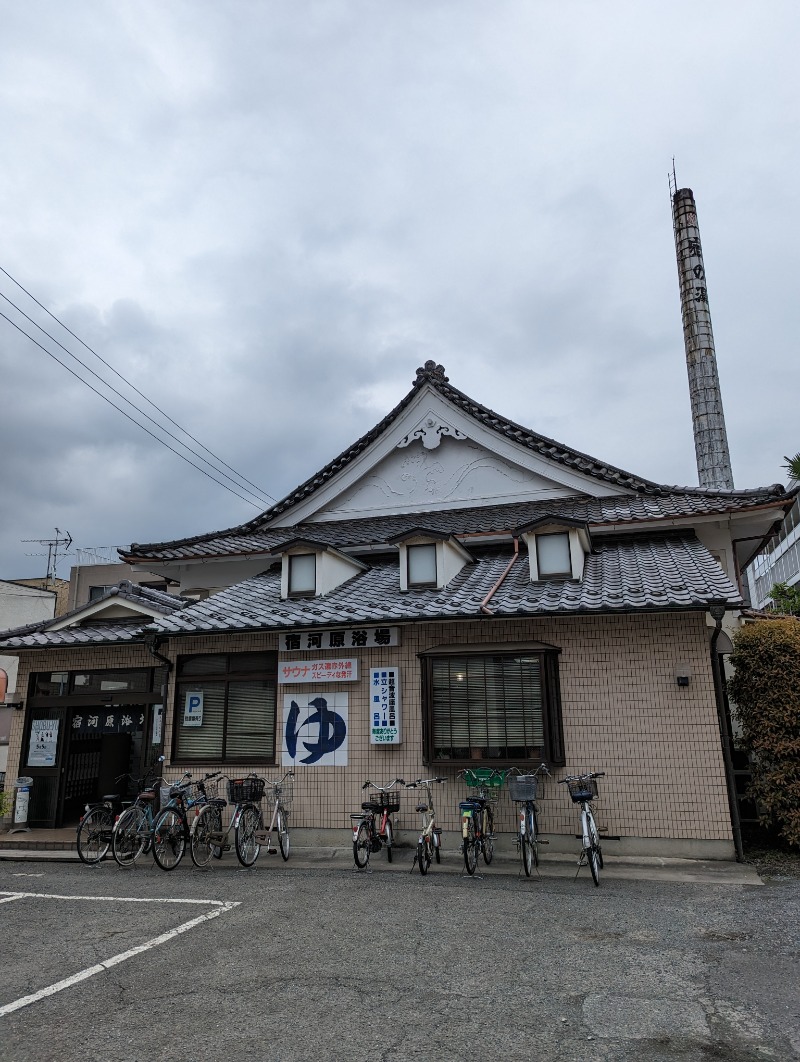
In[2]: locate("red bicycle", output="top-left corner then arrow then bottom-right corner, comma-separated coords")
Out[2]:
351,778 -> 405,869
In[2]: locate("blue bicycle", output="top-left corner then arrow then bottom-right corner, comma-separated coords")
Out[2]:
151,771 -> 221,872
110,755 -> 168,867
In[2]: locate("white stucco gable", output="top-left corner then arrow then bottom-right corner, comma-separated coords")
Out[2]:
274,385 -> 630,527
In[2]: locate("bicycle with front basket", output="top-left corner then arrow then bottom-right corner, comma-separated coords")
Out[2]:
559,770 -> 606,886
458,768 -> 509,875
190,770 -> 294,868
406,776 -> 446,875
508,763 -> 550,877
351,778 -> 405,869
151,771 -> 221,871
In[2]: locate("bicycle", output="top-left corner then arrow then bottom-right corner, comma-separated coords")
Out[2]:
151,771 -> 220,871
559,771 -> 606,886
351,778 -> 405,869
191,771 -> 294,868
508,763 -> 550,877
76,784 -> 129,865
458,768 -> 509,875
406,776 -> 446,875
110,755 -> 166,868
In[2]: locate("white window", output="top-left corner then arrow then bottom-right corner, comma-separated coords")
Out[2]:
407,543 -> 437,587
536,533 -> 571,577
288,554 -> 316,595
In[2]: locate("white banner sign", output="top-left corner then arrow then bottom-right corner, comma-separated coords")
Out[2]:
27,719 -> 59,767
280,627 -> 399,652
370,668 -> 401,745
282,692 -> 348,767
279,659 -> 358,684
183,691 -> 204,727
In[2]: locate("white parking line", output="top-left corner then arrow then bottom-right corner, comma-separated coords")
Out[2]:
0,891 -> 240,1017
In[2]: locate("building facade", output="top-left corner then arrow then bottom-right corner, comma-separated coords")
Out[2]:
1,364 -> 792,856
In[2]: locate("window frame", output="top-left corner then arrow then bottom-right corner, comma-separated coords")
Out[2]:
535,531 -> 572,578
172,651 -> 278,765
421,646 -> 564,767
288,553 -> 317,597
407,543 -> 438,588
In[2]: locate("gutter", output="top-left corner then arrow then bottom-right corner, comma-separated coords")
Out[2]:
708,603 -> 744,862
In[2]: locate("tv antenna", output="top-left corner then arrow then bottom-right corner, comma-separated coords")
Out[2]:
21,528 -> 73,586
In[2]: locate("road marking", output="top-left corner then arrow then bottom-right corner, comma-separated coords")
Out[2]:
11,873 -> 44,878
0,892 -> 240,1017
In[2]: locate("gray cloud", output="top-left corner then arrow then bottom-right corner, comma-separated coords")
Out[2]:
1,1 -> 798,578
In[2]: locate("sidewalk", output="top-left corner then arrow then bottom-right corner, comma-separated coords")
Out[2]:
0,827 -> 764,884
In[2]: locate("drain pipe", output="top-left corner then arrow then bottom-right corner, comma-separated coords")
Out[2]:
480,536 -> 519,616
143,630 -> 173,673
708,602 -> 744,862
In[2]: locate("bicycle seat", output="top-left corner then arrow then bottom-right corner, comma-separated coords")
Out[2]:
361,802 -> 381,812
137,791 -> 157,802
415,803 -> 428,813
102,793 -> 120,802
208,798 -> 228,808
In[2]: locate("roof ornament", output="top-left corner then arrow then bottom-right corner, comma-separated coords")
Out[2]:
414,361 -> 449,385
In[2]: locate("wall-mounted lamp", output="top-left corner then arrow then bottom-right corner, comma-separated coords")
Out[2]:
674,665 -> 692,688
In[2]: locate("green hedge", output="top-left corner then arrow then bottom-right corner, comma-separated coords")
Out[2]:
728,618 -> 800,847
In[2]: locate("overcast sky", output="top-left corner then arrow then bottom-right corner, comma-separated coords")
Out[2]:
1,2 -> 798,581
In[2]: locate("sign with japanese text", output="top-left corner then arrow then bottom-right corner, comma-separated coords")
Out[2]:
278,659 -> 359,684
282,692 -> 348,767
183,691 -> 204,727
70,709 -> 146,735
27,719 -> 60,767
280,627 -> 399,652
370,667 -> 401,745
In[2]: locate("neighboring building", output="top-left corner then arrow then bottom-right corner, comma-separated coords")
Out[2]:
746,495 -> 800,610
0,363 -> 792,857
0,580 -> 57,778
67,561 -> 179,611
12,577 -> 69,616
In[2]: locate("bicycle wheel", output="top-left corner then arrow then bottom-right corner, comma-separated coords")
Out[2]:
529,805 -> 539,868
353,821 -> 371,869
112,806 -> 148,867
77,806 -> 113,865
482,808 -> 494,866
463,818 -> 478,875
434,833 -> 441,864
520,810 -> 533,877
384,817 -> 393,862
235,804 -> 262,867
587,807 -> 603,870
152,808 -> 186,871
417,837 -> 431,875
191,804 -> 220,868
277,807 -> 290,861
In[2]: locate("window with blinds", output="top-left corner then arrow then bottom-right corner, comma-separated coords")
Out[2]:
174,653 -> 277,762
426,651 -> 561,764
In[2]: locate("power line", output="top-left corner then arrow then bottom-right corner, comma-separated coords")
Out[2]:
0,263 -> 277,506
0,308 -> 267,510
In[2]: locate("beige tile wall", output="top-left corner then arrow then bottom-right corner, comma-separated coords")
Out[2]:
4,610 -> 731,843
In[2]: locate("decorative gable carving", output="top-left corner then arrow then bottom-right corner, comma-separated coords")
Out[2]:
397,411 -> 468,450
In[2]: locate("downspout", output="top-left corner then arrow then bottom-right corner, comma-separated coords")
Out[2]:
708,603 -> 744,862
143,632 -> 173,672
480,537 -> 519,616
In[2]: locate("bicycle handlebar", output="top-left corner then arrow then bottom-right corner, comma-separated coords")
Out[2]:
362,778 -> 405,791
558,771 -> 606,782
406,777 -> 447,788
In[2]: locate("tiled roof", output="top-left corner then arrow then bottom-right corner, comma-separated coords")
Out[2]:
123,361 -> 787,563
0,581 -> 187,650
121,489 -> 787,563
146,533 -> 741,637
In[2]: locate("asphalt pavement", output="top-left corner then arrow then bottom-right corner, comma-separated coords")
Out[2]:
1,850 -> 798,1062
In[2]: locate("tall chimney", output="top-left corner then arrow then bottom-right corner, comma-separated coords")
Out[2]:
671,184 -> 734,490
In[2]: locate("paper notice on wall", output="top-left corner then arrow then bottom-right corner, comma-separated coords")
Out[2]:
27,718 -> 60,767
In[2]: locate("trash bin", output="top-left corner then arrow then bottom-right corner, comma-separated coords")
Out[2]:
10,776 -> 33,834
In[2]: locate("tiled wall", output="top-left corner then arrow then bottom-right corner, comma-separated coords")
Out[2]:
4,610 -> 731,844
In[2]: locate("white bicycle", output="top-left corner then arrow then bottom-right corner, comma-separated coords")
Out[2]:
559,771 -> 606,886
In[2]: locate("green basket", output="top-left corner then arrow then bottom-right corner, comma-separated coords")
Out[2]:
463,768 -> 509,790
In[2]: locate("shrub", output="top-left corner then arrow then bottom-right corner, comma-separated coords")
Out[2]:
728,618 -> 800,847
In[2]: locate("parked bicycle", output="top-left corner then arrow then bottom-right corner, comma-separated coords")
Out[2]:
76,756 -> 166,865
508,763 -> 550,876
190,771 -> 294,868
406,776 -> 446,875
351,778 -> 405,869
559,771 -> 606,886
151,771 -> 221,871
458,768 -> 509,875
110,755 -> 166,867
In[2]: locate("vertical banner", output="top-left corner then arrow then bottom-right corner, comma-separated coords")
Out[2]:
370,668 -> 401,745
282,692 -> 348,767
